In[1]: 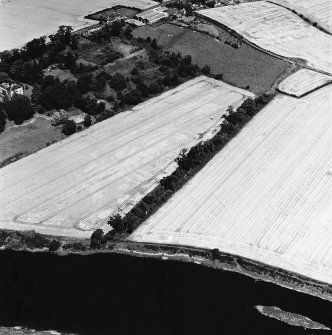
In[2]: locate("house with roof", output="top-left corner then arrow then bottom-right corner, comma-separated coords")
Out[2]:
0,82 -> 24,100
134,7 -> 169,25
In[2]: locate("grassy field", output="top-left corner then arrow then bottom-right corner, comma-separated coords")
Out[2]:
130,85 -> 332,285
133,23 -> 291,94
0,77 -> 254,237
198,2 -> 332,74
278,69 -> 332,97
0,117 -> 64,165
269,0 -> 332,33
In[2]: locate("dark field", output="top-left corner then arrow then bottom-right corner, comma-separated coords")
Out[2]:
0,251 -> 330,335
133,23 -> 292,94
87,7 -> 139,21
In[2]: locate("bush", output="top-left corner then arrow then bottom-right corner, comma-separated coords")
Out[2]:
202,65 -> 211,75
90,229 -> 104,249
49,239 -> 61,252
5,95 -> 34,124
109,72 -> 127,91
62,120 -> 76,135
83,114 -> 92,127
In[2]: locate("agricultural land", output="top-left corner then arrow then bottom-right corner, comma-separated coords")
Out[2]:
0,77 -> 254,238
133,22 -> 291,94
198,1 -> 332,74
130,85 -> 332,286
278,69 -> 332,97
1,0 -> 332,310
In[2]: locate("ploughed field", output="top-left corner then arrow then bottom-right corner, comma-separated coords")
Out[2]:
278,69 -> 332,97
198,2 -> 332,74
130,85 -> 332,285
269,0 -> 332,33
0,77 -> 254,238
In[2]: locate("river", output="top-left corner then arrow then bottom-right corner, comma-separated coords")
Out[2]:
0,0 -> 157,52
0,250 -> 330,335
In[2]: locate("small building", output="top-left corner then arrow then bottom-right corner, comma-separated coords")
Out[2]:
68,113 -> 86,126
0,82 -> 24,100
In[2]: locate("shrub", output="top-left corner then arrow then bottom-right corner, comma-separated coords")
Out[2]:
62,120 -> 76,135
49,239 -> 61,252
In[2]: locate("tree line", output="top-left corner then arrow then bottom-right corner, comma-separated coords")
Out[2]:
90,93 -> 274,248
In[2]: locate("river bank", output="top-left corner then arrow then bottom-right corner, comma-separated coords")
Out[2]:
0,250 -> 330,335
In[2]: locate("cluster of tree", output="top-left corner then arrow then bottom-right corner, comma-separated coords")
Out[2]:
75,95 -> 106,116
77,71 -> 109,94
30,76 -> 76,110
0,229 -> 61,252
90,228 -> 117,249
0,26 -> 77,84
103,94 -> 274,237
1,95 -> 34,125
151,51 -> 207,79
88,20 -> 130,43
62,119 -> 77,135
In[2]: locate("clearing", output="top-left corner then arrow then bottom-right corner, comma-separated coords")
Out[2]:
278,69 -> 332,97
0,77 -> 254,237
130,85 -> 332,285
133,23 -> 291,94
198,2 -> 332,74
0,116 -> 64,165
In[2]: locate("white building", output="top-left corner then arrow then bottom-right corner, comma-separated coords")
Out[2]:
134,7 -> 169,25
0,82 -> 24,100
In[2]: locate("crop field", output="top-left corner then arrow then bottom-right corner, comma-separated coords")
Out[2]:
269,0 -> 332,33
133,23 -> 291,94
0,77 -> 254,238
130,85 -> 332,285
198,2 -> 332,74
278,69 -> 332,97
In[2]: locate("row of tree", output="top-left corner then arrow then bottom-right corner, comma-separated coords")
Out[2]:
95,94 -> 274,244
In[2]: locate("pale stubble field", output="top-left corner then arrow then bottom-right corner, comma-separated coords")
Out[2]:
0,77 -> 254,237
130,86 -> 332,284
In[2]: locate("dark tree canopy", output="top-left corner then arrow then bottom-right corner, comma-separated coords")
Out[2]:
109,72 -> 127,91
5,95 -> 34,124
62,120 -> 76,135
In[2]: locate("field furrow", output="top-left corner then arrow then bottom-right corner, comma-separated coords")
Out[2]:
130,86 -> 332,284
198,2 -> 332,74
0,77 -> 254,237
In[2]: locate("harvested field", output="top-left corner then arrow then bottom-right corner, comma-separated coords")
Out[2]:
130,85 -> 332,285
278,69 -> 332,97
198,2 -> 332,74
0,77 -> 254,237
268,0 -> 332,33
133,23 -> 291,94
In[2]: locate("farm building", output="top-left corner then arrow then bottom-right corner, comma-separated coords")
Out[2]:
134,7 -> 169,24
81,24 -> 104,36
0,82 -> 23,100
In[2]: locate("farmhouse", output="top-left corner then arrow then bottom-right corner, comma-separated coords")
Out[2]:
134,7 -> 169,24
0,82 -> 23,99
